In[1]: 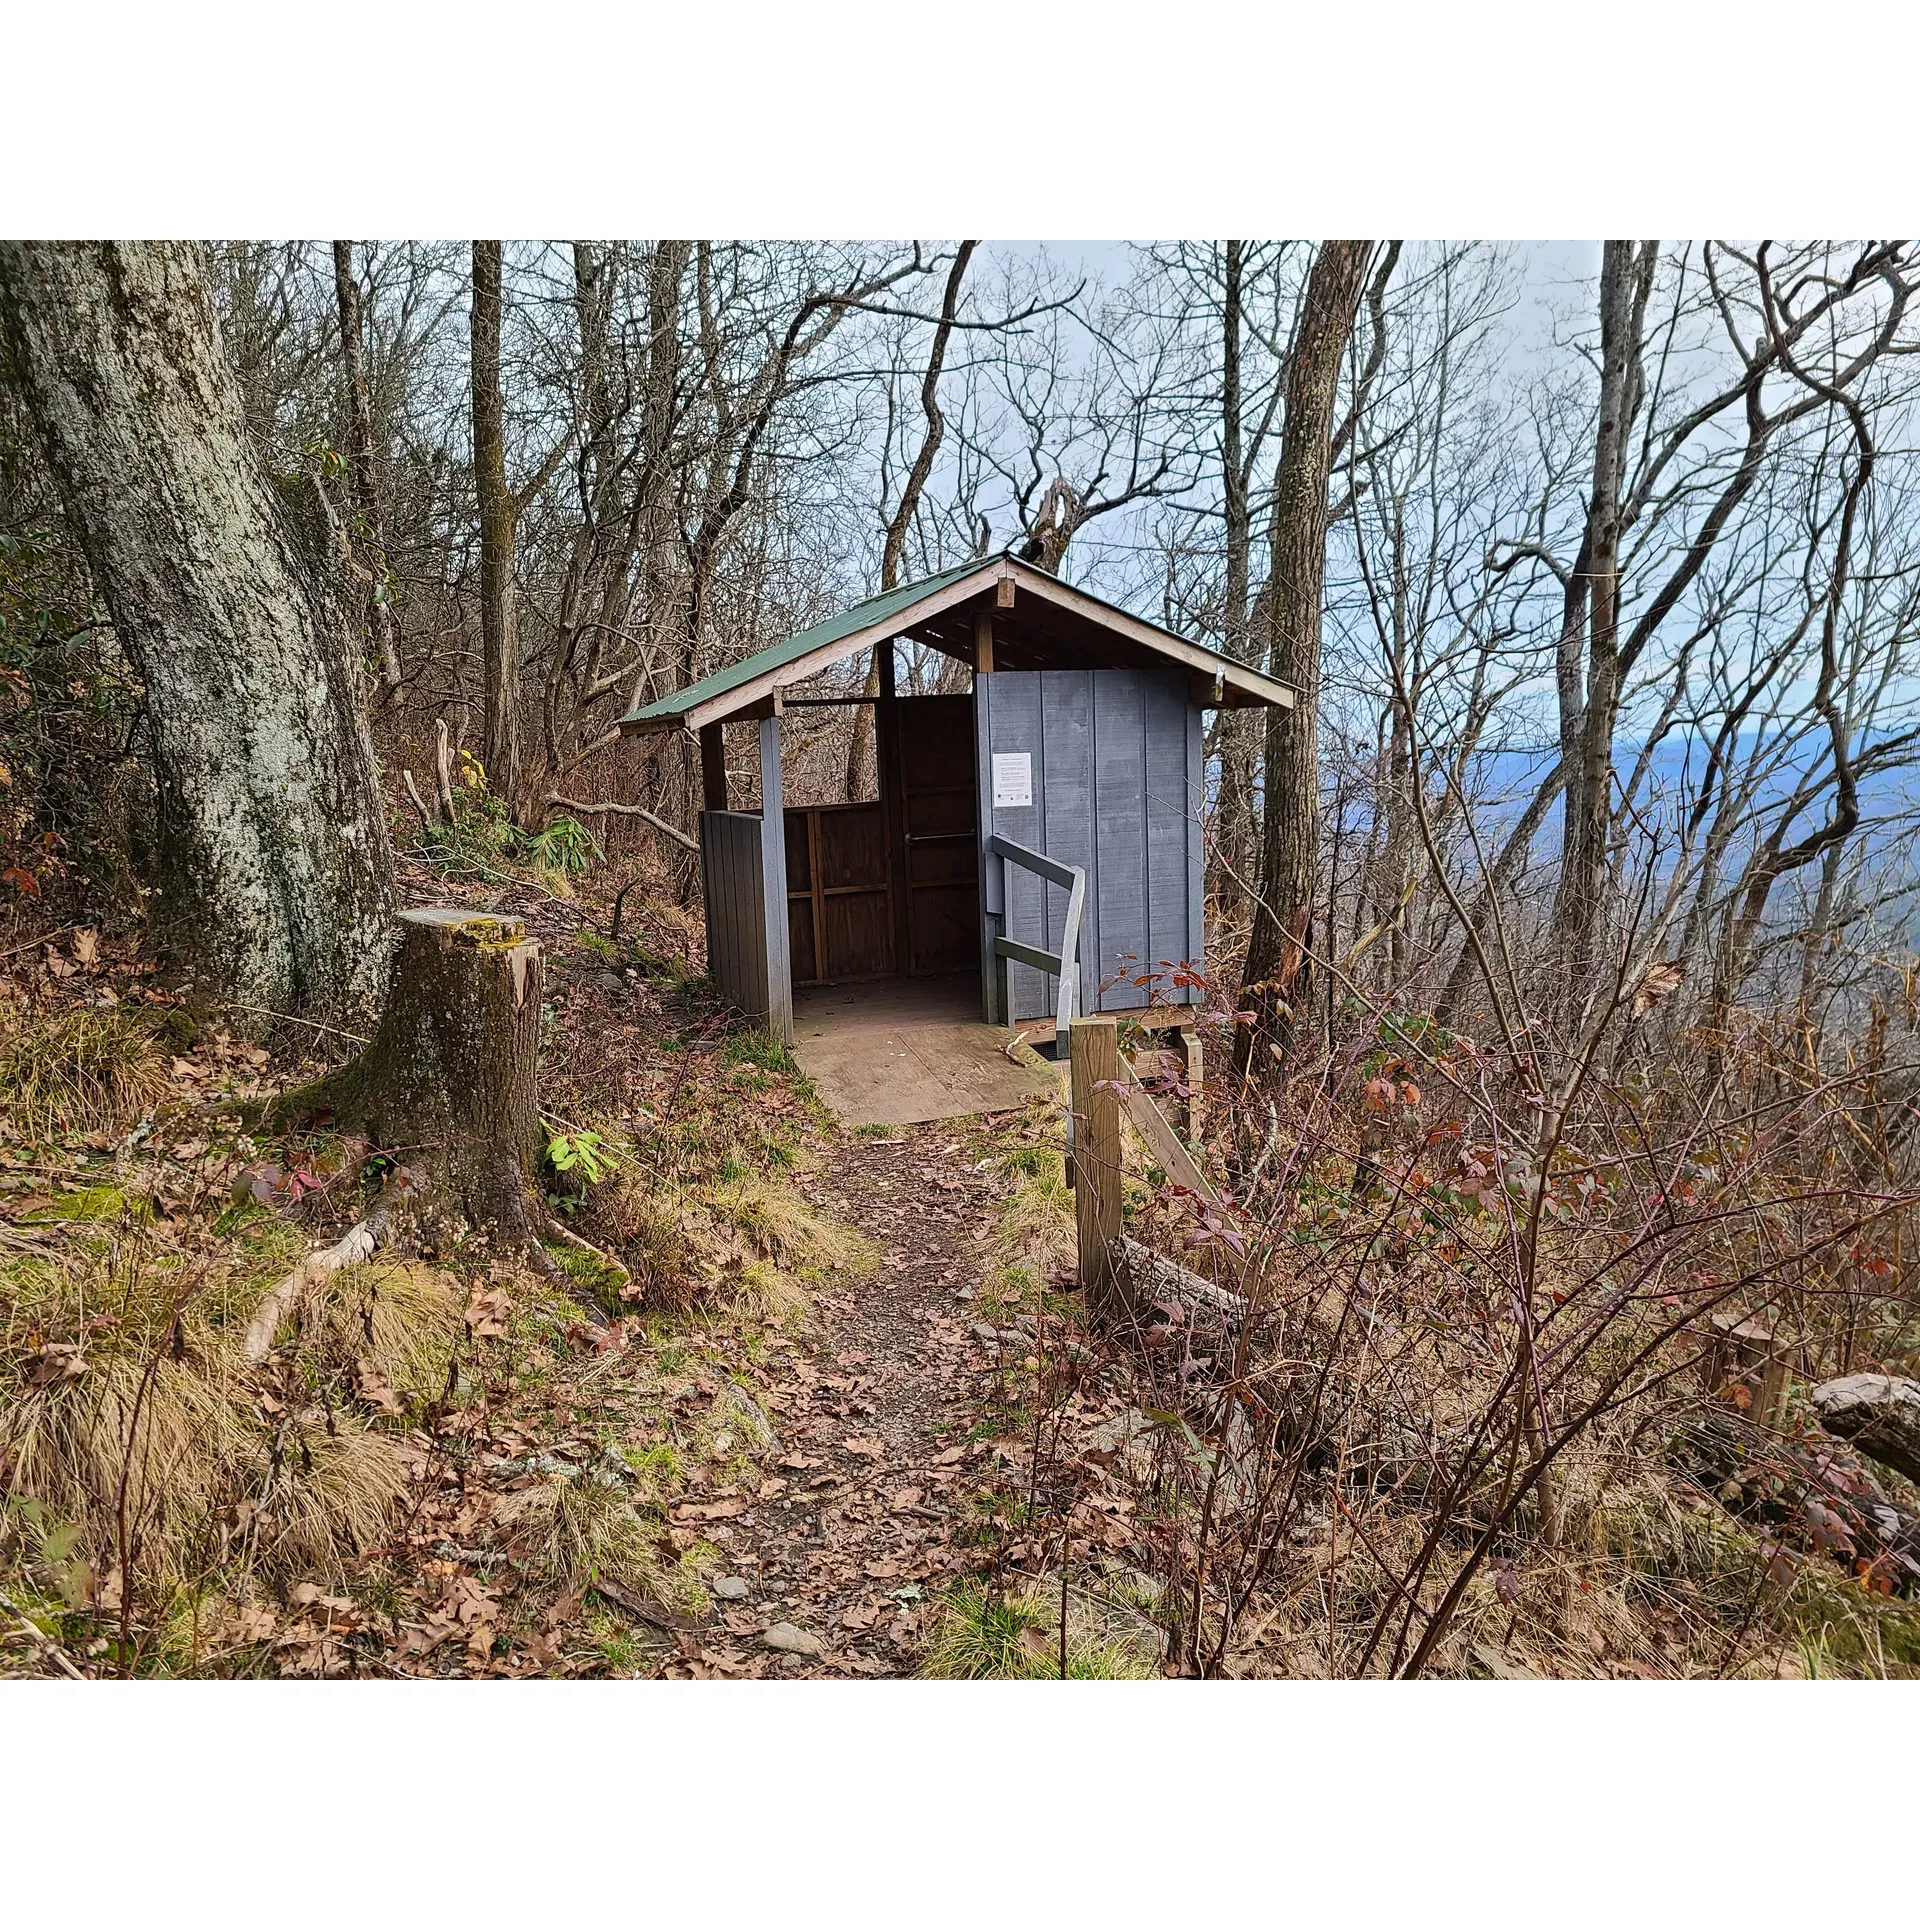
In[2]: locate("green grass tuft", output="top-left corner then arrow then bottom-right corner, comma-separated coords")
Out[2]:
919,1578 -> 1160,1680
0,1007 -> 172,1142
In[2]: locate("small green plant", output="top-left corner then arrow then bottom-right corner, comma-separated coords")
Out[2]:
721,1028 -> 796,1074
545,1128 -> 611,1185
519,814 -> 599,874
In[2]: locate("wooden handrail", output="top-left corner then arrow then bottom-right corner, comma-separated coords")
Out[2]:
1116,1054 -> 1221,1209
988,833 -> 1086,1058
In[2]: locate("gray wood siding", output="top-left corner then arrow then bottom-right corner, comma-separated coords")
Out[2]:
979,668 -> 1204,1021
701,809 -> 770,1019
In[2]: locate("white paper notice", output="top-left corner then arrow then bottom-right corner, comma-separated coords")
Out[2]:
991,751 -> 1033,808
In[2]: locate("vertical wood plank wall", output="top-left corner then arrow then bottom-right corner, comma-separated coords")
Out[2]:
700,809 -> 770,1019
696,712 -> 793,1043
978,668 -> 1204,1022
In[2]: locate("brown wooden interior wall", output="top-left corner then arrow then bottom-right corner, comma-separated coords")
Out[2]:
782,651 -> 979,987
785,801 -> 892,982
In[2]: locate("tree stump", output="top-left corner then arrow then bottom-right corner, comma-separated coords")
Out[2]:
287,908 -> 556,1273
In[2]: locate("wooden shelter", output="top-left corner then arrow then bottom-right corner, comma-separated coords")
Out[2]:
619,554 -> 1294,1067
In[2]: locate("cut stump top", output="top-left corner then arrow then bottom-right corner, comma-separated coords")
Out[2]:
399,906 -> 530,944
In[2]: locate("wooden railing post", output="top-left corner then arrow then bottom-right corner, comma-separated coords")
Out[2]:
1180,1026 -> 1203,1148
1702,1310 -> 1791,1431
1070,1015 -> 1122,1303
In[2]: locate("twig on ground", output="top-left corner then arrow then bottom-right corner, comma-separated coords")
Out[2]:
225,1003 -> 370,1046
0,925 -> 76,963
544,1216 -> 633,1286
0,1590 -> 88,1679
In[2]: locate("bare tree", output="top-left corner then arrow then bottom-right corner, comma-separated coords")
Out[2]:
1488,241 -> 1920,995
1233,241 -> 1378,1084
471,240 -> 524,820
331,241 -> 404,701
846,240 -> 978,798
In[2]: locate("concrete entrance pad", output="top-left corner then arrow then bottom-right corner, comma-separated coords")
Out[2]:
791,976 -> 1060,1127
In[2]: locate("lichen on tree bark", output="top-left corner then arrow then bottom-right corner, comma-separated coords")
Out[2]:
0,240 -> 395,1013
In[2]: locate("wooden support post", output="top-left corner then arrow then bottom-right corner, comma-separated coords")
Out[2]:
877,639 -> 909,975
1702,1311 -> 1791,1430
973,609 -> 994,674
699,722 -> 727,813
1180,1027 -> 1203,1148
974,661 -> 1005,1026
1070,1015 -> 1122,1304
758,712 -> 792,1043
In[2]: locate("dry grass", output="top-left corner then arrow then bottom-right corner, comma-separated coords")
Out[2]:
0,1007 -> 171,1142
0,1218 -> 435,1602
299,1259 -> 465,1402
494,1468 -> 714,1620
589,1161 -> 877,1325
981,1145 -> 1075,1316
704,1172 -> 878,1279
495,1474 -> 663,1597
590,1178 -> 706,1314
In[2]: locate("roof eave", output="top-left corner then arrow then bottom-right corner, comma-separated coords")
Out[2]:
996,557 -> 1295,709
617,557 -> 1006,736
618,551 -> 1298,734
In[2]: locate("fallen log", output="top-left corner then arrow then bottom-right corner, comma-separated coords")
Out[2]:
1811,1374 -> 1920,1488
1111,1234 -> 1245,1340
1674,1406 -> 1920,1595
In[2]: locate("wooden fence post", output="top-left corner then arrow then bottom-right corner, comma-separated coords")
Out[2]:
1180,1027 -> 1203,1148
1702,1310 -> 1791,1431
1070,1015 -> 1121,1303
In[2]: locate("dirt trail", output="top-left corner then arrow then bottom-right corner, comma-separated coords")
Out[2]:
665,1122 -> 1007,1677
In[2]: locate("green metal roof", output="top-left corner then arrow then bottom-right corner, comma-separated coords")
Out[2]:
618,551 -> 1297,732
619,556 -> 996,728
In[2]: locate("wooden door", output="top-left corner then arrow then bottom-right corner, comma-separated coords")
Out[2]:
896,694 -> 979,976
785,801 -> 892,984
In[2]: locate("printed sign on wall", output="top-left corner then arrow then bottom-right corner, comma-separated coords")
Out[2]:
991,751 -> 1033,808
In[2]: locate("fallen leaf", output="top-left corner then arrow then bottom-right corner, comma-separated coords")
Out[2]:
673,1498 -> 748,1522
1631,959 -> 1685,1018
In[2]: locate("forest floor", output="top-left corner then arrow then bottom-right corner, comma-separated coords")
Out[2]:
0,853 -> 1166,1679
17,851 -> 1913,1679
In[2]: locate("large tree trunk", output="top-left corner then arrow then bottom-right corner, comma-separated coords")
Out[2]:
1209,240 -> 1261,914
0,240 -> 395,1012
1232,241 -> 1373,1087
471,241 -> 526,823
331,240 -> 403,702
